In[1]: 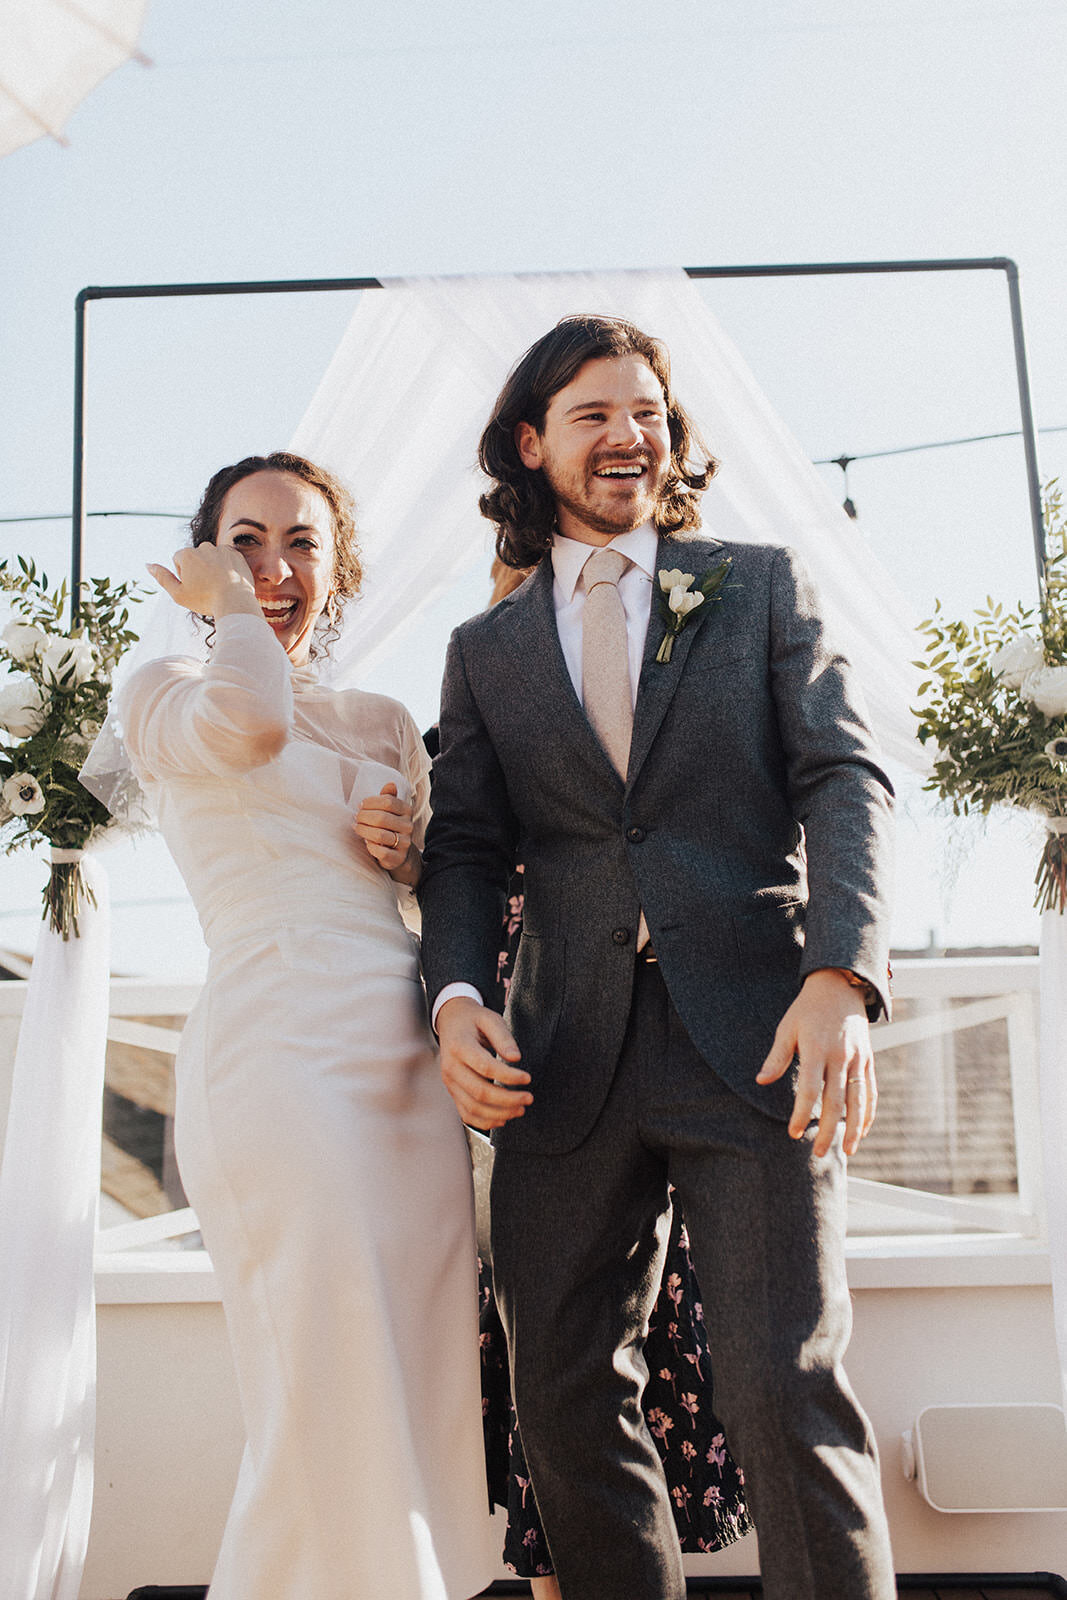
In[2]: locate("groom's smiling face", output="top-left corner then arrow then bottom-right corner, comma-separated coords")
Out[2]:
514,354 -> 672,546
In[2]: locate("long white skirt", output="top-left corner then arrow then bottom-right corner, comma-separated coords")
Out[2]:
175,928 -> 494,1600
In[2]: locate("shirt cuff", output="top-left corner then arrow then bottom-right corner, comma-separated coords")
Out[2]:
431,982 -> 484,1032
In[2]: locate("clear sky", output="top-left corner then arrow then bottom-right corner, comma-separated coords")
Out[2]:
1,0 -> 1065,973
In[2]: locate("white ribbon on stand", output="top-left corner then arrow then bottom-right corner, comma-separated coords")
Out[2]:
1040,820 -> 1067,1416
0,851 -> 110,1600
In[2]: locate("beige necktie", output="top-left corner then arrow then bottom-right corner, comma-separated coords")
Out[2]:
582,548 -> 650,950
581,546 -> 633,780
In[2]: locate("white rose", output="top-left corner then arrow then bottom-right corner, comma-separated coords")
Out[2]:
0,676 -> 50,737
659,568 -> 695,594
2,771 -> 45,816
2,621 -> 48,663
668,584 -> 705,618
1021,665 -> 1067,719
990,634 -> 1045,688
39,635 -> 96,689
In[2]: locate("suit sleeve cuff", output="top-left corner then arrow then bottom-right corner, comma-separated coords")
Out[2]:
431,982 -> 485,1033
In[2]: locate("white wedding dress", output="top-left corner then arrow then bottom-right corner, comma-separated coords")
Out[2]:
119,613 -> 494,1600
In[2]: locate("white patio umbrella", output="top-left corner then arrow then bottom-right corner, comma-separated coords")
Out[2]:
0,0 -> 150,158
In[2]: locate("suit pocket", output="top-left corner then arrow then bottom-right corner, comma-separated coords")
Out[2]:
731,898 -> 805,1030
503,930 -> 565,1076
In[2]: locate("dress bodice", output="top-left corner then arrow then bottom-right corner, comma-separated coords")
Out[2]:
118,613 -> 430,957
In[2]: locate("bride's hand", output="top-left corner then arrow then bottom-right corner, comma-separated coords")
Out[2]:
353,782 -> 419,884
147,545 -> 260,619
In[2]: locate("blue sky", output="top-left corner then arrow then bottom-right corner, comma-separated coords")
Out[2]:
1,0 -> 1065,971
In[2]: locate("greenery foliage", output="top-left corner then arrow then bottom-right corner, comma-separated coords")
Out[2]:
0,559 -> 144,935
913,482 -> 1067,911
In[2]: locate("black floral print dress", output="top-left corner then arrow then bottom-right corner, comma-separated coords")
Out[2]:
478,866 -> 753,1578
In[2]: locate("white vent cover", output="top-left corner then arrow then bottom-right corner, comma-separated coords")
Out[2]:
902,1403 -> 1067,1512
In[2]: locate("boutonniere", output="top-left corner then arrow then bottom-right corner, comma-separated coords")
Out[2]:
655,557 -> 733,663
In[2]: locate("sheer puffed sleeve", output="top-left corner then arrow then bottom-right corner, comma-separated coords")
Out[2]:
117,613 -> 294,782
400,707 -> 433,852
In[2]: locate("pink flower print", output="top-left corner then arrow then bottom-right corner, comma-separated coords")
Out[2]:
535,1565 -> 552,1576
523,1529 -> 539,1548
677,1221 -> 690,1252
647,1407 -> 674,1447
482,1397 -> 489,1415
703,1485 -> 723,1507
683,1347 -> 705,1383
667,1318 -> 682,1355
671,1483 -> 692,1521
707,1433 -> 727,1474
516,1473 -> 532,1507
694,1298 -> 704,1324
681,1439 -> 696,1461
658,1365 -> 676,1398
666,1272 -> 683,1311
680,1391 -> 699,1427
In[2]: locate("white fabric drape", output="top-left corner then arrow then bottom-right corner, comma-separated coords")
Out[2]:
0,856 -> 109,1600
290,268 -> 924,768
1040,905 -> 1067,1414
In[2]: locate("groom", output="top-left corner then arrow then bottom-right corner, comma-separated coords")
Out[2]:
419,314 -> 896,1599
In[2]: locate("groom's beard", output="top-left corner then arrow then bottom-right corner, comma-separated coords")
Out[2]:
540,452 -> 670,539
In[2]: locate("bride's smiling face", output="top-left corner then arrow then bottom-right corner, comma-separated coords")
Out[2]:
216,470 -> 336,664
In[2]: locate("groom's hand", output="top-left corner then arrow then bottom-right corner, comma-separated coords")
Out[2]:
756,969 -> 877,1158
436,997 -> 532,1130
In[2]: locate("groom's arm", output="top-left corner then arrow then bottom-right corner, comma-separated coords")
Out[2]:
755,545 -> 895,1157
419,627 -> 532,1128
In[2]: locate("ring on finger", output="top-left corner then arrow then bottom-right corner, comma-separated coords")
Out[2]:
845,1075 -> 864,1088
387,828 -> 399,850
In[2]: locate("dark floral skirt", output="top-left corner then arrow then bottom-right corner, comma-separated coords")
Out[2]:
478,1207 -> 753,1578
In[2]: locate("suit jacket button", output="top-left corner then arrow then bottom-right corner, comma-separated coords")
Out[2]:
611,927 -> 631,945
626,826 -> 646,843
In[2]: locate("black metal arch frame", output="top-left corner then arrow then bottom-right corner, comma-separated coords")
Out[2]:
71,257 -> 1045,620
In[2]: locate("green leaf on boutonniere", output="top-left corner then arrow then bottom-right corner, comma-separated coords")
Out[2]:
655,556 -> 733,663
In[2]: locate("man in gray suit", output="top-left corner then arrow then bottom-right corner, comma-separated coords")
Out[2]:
419,314 -> 896,1599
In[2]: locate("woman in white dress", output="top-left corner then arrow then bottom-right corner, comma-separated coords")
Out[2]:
117,453 -> 494,1600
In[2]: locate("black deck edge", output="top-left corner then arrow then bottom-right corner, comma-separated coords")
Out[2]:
126,1575 -> 1067,1599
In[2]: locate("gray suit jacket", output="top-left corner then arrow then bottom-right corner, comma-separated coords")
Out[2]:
419,534 -> 894,1154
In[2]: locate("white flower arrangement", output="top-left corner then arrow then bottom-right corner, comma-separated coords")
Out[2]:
914,482 -> 1067,912
0,558 -> 143,937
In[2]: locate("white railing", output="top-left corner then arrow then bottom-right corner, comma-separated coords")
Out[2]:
0,956 -> 1046,1272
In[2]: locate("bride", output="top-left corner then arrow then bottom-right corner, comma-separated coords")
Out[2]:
115,452 -> 494,1599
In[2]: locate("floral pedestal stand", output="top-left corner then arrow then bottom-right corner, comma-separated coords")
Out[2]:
0,852 -> 110,1600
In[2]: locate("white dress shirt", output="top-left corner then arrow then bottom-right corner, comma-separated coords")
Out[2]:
432,523 -> 659,1026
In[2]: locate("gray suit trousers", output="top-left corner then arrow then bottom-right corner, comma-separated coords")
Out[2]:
490,960 -> 896,1600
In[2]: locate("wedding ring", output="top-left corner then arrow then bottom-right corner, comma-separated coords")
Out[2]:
845,1075 -> 863,1088
388,829 -> 399,850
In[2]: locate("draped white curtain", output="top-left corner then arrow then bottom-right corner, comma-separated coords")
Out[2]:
0,857 -> 109,1600
1040,908 -> 1067,1414
290,268 -> 924,768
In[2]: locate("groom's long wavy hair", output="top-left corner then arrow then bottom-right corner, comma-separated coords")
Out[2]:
478,314 -> 719,570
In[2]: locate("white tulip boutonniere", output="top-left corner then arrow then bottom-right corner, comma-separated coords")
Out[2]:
655,557 -> 733,663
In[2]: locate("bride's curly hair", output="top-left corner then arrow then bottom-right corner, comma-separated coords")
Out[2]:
188,452 -> 363,653
478,314 -> 719,570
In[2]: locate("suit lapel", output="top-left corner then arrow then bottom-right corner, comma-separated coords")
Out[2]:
626,534 -> 727,788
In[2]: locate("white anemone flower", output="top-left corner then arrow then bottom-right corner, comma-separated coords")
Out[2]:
989,635 -> 1045,688
1045,737 -> 1067,764
659,568 -> 695,594
668,584 -> 705,617
39,635 -> 96,689
2,620 -> 48,663
2,771 -> 45,816
0,676 -> 49,737
1020,666 -> 1067,719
